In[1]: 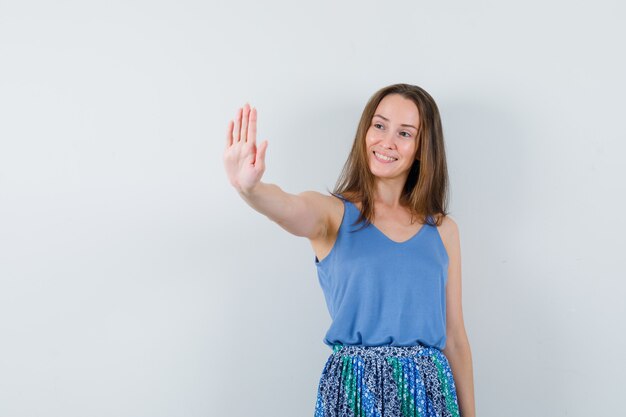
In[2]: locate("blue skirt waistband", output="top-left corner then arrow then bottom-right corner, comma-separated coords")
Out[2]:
331,342 -> 442,358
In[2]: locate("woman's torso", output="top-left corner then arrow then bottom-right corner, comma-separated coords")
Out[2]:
311,192 -> 450,348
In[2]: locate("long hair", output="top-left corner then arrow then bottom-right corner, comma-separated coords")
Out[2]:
330,83 -> 450,229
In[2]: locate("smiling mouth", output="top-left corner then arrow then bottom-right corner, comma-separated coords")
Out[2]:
373,151 -> 398,162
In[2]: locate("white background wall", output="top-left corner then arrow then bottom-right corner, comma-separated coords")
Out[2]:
1,1 -> 624,416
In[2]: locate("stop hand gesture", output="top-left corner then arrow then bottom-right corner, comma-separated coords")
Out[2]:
223,103 -> 269,194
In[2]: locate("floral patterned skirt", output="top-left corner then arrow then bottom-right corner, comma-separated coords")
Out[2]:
314,343 -> 460,417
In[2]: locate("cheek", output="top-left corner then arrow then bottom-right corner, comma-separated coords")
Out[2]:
366,129 -> 381,144
400,141 -> 415,151
401,142 -> 417,158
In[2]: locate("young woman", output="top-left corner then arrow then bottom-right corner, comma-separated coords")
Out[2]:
223,83 -> 476,417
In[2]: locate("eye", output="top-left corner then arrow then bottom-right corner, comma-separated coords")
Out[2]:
373,123 -> 384,129
400,131 -> 411,138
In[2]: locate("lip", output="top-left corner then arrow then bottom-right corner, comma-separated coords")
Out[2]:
372,150 -> 398,161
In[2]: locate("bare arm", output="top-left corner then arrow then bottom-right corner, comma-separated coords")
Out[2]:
223,103 -> 330,240
441,217 -> 476,417
239,184 -> 330,239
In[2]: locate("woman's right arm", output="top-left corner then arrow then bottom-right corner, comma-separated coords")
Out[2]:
223,103 -> 331,241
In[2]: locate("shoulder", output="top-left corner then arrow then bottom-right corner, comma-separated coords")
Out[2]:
297,190 -> 346,241
297,190 -> 345,208
436,214 -> 459,235
297,190 -> 345,222
434,214 -> 460,254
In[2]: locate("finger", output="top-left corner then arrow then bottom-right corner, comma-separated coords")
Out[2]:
225,119 -> 234,149
240,103 -> 250,143
249,107 -> 257,146
233,107 -> 242,142
255,139 -> 268,167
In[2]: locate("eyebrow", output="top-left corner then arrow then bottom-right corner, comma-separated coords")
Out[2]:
373,114 -> 418,130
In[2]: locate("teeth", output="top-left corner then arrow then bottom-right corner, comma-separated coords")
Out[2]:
374,151 -> 397,161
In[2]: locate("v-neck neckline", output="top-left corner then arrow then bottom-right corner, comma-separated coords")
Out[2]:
369,220 -> 427,244
344,199 -> 428,244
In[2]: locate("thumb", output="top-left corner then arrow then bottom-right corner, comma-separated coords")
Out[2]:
255,140 -> 268,166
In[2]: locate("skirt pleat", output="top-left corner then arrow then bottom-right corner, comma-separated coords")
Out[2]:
314,344 -> 460,417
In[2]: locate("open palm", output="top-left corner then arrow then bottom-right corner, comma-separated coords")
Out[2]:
223,103 -> 269,193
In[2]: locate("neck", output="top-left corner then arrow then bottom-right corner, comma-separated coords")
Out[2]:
373,179 -> 406,209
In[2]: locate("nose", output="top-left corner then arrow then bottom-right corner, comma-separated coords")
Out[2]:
379,131 -> 395,149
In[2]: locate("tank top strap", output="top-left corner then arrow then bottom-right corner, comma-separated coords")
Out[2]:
333,192 -> 348,202
331,193 -> 360,236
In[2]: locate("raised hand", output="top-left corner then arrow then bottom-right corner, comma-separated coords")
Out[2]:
223,103 -> 269,194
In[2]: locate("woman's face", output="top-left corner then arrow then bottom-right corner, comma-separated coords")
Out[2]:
365,93 -> 420,181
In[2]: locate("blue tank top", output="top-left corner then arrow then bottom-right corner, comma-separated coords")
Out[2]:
314,194 -> 449,349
